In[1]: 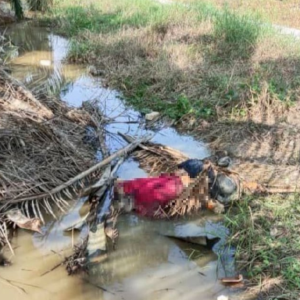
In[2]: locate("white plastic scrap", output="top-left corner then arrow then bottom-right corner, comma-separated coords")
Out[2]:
217,296 -> 229,300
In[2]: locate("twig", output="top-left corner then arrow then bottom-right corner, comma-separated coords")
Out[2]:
81,277 -> 115,295
248,205 -> 254,231
0,275 -> 27,295
0,223 -> 14,255
0,69 -> 53,120
40,261 -> 63,277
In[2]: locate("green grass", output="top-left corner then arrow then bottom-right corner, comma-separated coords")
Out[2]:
47,0 -> 203,36
225,195 -> 300,299
35,0 -> 300,124
213,9 -> 262,60
177,0 -> 300,31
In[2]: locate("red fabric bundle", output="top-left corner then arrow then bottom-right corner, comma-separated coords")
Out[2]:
116,174 -> 184,216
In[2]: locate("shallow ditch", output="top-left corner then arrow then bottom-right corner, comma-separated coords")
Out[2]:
0,22 -> 241,300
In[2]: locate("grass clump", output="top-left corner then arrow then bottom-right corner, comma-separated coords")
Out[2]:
225,195 -> 300,299
178,0 -> 300,31
213,9 -> 262,60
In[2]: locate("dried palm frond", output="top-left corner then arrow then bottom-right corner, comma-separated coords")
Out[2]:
0,113 -> 98,217
0,64 -> 148,253
0,68 -> 106,223
154,160 -> 230,218
157,173 -> 209,218
6,208 -> 42,234
118,132 -> 189,175
118,134 -> 227,217
0,68 -> 104,250
0,221 -> 13,254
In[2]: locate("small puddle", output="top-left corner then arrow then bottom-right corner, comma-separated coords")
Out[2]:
1,23 -> 239,300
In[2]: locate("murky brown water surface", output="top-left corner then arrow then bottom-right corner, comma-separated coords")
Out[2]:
0,23 -> 240,300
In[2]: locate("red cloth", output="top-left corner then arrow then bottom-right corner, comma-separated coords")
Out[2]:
116,174 -> 184,216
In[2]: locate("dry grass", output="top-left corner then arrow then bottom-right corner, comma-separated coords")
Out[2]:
36,0 -> 300,127
43,0 -> 300,201
178,0 -> 300,29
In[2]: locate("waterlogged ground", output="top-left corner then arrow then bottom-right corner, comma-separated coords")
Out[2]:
0,23 -> 240,300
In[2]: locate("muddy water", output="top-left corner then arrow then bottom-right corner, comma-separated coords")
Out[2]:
1,23 -> 239,300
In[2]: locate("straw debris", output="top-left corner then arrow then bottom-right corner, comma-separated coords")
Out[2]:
0,66 -> 108,251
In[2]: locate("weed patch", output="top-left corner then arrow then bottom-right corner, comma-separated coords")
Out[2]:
213,9 -> 262,60
225,195 -> 300,299
178,0 -> 300,30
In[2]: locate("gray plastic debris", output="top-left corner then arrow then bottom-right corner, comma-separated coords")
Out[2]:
159,221 -> 229,250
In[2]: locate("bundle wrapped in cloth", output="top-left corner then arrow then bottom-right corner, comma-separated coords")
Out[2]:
114,155 -> 239,218
114,173 -> 191,217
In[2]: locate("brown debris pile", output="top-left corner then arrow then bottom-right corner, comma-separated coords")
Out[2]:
117,134 -> 214,217
0,68 -> 104,248
65,236 -> 88,275
64,188 -> 121,275
157,173 -> 210,218
63,138 -> 150,275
